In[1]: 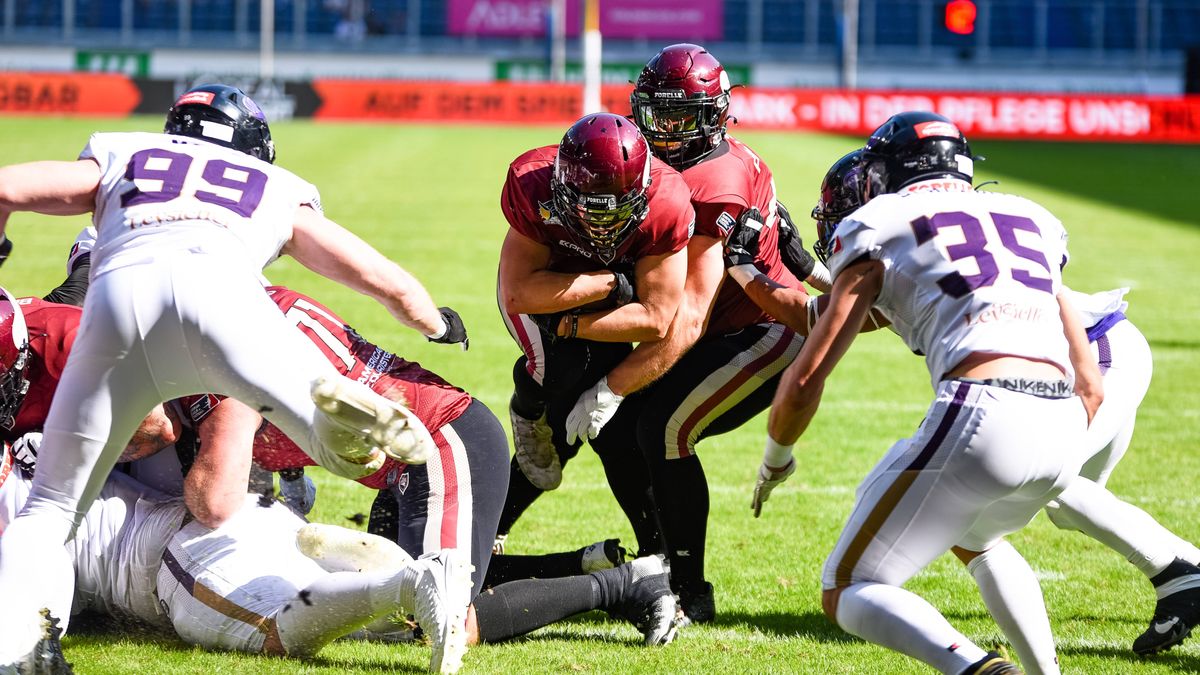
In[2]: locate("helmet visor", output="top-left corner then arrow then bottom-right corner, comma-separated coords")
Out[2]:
553,183 -> 647,250
635,104 -> 701,135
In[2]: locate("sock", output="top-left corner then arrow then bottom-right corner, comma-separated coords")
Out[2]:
648,454 -> 709,588
1166,535 -> 1200,567
484,550 -> 586,587
275,566 -> 417,656
966,542 -> 1060,675
1046,478 -> 1175,578
593,443 -> 663,557
473,576 -> 600,643
836,582 -> 987,674
1149,559 -> 1200,599
496,457 -> 547,536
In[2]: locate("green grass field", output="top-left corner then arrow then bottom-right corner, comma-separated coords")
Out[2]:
1,116 -> 1198,674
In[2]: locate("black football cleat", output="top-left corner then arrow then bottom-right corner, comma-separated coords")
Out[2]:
1133,558 -> 1200,656
608,556 -> 679,646
961,650 -> 1023,675
677,580 -> 716,627
14,609 -> 74,675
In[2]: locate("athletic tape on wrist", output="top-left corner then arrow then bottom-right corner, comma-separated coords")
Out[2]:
728,264 -> 765,289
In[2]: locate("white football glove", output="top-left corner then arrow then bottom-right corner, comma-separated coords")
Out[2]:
10,432 -> 42,475
751,459 -> 795,518
566,377 -> 624,445
279,471 -> 317,517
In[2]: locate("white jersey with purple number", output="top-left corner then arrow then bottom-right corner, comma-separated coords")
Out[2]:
79,132 -> 321,276
827,182 -> 1070,387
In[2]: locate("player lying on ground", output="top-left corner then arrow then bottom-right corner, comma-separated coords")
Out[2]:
2,233 -> 682,652
0,439 -> 469,673
0,83 -> 469,670
753,148 -> 1200,665
762,111 -> 1102,675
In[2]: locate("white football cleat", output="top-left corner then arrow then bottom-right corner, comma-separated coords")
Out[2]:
403,550 -> 473,674
510,398 -> 561,490
297,523 -> 413,574
311,375 -> 437,466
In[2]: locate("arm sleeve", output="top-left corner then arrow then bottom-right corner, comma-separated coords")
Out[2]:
42,254 -> 91,307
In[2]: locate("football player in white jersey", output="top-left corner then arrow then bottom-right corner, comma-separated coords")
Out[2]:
0,84 -> 470,669
759,112 -> 1102,675
0,434 -> 468,673
781,150 -> 1200,665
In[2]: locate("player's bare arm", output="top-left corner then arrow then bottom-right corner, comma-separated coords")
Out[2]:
768,258 -> 883,446
284,205 -> 445,338
569,246 -> 687,343
0,159 -> 101,235
497,228 -> 620,314
605,234 -> 723,396
184,398 -> 262,528
117,403 -> 181,463
1059,290 -> 1104,424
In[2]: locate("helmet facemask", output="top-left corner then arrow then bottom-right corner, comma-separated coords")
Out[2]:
811,150 -> 866,264
631,93 -> 730,168
0,289 -> 31,431
550,175 -> 649,258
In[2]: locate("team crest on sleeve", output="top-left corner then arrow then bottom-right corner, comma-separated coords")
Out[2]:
537,200 -> 560,224
189,394 -> 220,422
715,211 -> 735,236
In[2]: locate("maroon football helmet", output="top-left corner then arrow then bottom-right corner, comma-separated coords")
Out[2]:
0,287 -> 30,430
631,43 -> 732,168
551,113 -> 652,258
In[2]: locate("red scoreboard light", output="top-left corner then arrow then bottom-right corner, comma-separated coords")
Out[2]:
945,0 -> 977,35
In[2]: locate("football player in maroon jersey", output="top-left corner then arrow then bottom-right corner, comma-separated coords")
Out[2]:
495,112 -> 694,558
567,44 -> 831,625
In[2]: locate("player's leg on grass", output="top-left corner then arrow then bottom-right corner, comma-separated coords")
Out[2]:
822,384 -> 1082,674
631,323 -> 801,623
367,400 -> 509,599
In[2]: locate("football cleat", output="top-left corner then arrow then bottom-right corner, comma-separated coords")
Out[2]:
8,609 -> 75,675
609,556 -> 679,646
581,539 -> 628,573
1133,558 -> 1200,656
961,651 -> 1023,674
509,399 -> 560,490
296,523 -> 413,574
311,375 -> 436,466
403,550 -> 473,674
677,581 -> 716,627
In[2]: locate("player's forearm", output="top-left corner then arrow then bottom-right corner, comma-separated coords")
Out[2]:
605,304 -> 707,396
0,160 -> 99,216
741,275 -> 813,334
1058,291 -> 1103,421
575,299 -> 677,342
500,270 -> 615,315
118,404 -> 180,462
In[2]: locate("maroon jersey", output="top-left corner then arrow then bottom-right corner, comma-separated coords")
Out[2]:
683,136 -> 800,336
4,298 -> 80,442
500,145 -> 694,272
180,287 -> 472,489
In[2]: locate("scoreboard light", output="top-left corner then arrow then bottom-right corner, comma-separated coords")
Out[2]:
945,0 -> 977,35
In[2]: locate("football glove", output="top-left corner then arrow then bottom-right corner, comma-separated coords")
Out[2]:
751,458 -> 795,518
723,207 -> 764,268
565,377 -> 624,445
10,432 -> 41,475
530,312 -> 566,340
0,235 -> 12,269
776,202 -> 819,282
428,306 -> 469,351
278,468 -> 317,517
606,268 -> 636,308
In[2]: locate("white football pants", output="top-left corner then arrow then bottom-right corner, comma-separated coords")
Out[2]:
0,249 -> 364,658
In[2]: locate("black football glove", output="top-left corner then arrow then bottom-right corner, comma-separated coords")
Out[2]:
428,306 -> 469,351
775,202 -> 818,281
10,432 -> 41,476
530,312 -> 565,341
723,207 -> 765,268
606,268 -> 635,308
0,235 -> 12,269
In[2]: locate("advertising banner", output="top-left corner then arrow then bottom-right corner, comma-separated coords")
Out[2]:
310,79 -> 1200,144
447,0 -> 723,40
0,72 -> 140,116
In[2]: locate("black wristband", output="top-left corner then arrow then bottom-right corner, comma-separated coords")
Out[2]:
568,314 -> 579,339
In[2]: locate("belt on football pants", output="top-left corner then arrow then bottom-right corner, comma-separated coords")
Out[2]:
952,377 -> 1074,399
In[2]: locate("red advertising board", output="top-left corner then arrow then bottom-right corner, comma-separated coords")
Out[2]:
311,79 -> 1200,144
0,72 -> 140,116
447,0 -> 724,40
